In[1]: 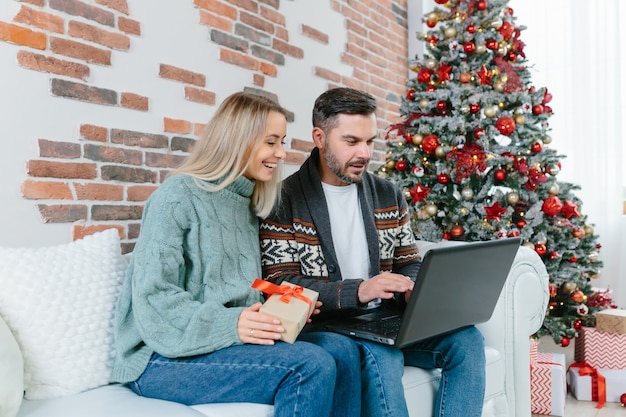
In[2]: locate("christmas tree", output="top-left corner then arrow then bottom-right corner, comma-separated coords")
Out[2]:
376,0 -> 613,346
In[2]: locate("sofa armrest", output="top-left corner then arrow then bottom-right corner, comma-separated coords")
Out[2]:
476,245 -> 549,417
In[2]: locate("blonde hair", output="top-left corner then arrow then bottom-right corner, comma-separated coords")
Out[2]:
173,91 -> 288,218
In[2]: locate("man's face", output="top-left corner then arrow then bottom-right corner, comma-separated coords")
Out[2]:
314,113 -> 377,186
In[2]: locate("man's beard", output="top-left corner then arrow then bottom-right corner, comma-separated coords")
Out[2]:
323,147 -> 369,185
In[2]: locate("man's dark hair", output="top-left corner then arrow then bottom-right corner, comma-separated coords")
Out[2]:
312,87 -> 377,134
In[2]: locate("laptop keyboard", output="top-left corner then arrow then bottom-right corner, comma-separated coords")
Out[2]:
352,315 -> 402,336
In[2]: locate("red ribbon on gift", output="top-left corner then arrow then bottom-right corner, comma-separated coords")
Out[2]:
251,278 -> 312,308
568,361 -> 606,409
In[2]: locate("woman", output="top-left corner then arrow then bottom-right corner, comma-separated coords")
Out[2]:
111,92 -> 359,417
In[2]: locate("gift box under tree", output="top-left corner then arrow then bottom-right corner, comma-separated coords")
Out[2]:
568,362 -> 626,407
575,326 -> 626,369
530,341 -> 567,416
596,309 -> 626,334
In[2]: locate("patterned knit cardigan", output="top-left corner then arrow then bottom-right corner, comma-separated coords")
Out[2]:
260,148 -> 422,317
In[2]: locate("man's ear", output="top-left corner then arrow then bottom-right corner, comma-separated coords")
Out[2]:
312,127 -> 325,148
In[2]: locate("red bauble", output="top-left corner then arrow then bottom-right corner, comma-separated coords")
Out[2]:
425,85 -> 436,92
463,42 -> 476,53
560,337 -> 570,347
426,20 -> 437,28
435,0 -> 447,3
477,0 -> 487,10
508,228 -> 520,237
516,219 -> 526,229
418,68 -> 433,83
535,243 -> 547,256
573,319 -> 582,330
442,232 -> 451,240
395,160 -> 407,171
450,225 -> 464,238
620,393 -> 626,406
570,290 -> 585,303
494,169 -> 506,182
406,89 -> 416,100
469,103 -> 481,113
498,21 -> 515,40
495,116 -> 516,136
507,51 -> 517,62
532,104 -> 544,115
421,134 -> 440,154
467,25 -> 476,34
531,142 -> 543,153
436,101 -> 447,111
485,39 -> 498,50
542,196 -> 563,216
437,173 -> 450,184
473,128 -> 486,139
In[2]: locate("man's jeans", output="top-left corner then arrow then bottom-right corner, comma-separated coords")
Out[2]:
129,333 -> 357,417
357,325 -> 486,417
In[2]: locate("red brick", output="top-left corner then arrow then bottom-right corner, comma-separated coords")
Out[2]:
118,16 -> 140,36
219,48 -> 258,71
240,11 -> 274,34
91,204 -> 143,221
193,0 -> 237,20
49,0 -> 115,27
0,22 -> 46,50
301,24 -> 328,44
83,143 -> 143,165
51,78 -> 117,105
94,0 -> 129,15
100,165 -> 158,183
285,151 -> 306,165
80,124 -> 108,142
163,117 -> 192,134
110,129 -> 169,148
20,0 -> 45,6
272,38 -> 303,59
37,204 -> 88,223
27,160 -> 97,179
50,36 -> 112,65
38,139 -> 81,159
253,73 -> 264,87
74,182 -> 124,200
145,152 -> 187,169
121,92 -> 149,111
228,0 -> 258,13
17,50 -> 90,80
184,86 -> 216,106
159,64 -> 206,87
314,66 -> 341,83
199,11 -> 232,32
14,5 -> 65,34
73,225 -> 124,241
259,61 -> 277,77
68,20 -> 130,50
193,123 -> 206,136
290,138 -> 315,153
260,5 -> 285,26
21,179 -> 73,199
127,185 -> 158,202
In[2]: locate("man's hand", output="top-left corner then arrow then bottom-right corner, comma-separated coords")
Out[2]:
357,272 -> 414,304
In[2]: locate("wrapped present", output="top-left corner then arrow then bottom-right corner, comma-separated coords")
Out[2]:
251,279 -> 318,344
575,326 -> 626,368
530,352 -> 567,416
596,309 -> 626,334
568,362 -> 626,407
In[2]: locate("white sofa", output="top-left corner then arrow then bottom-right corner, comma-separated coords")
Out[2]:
0,231 -> 549,417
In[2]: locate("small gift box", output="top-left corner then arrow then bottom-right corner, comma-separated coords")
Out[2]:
575,326 -> 626,369
596,309 -> 626,334
251,279 -> 318,344
530,351 -> 567,416
569,362 -> 626,407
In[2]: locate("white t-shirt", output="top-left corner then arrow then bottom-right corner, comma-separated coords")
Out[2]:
321,183 -> 370,281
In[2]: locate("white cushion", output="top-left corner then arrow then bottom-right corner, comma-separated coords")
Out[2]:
0,314 -> 23,417
0,229 -> 127,400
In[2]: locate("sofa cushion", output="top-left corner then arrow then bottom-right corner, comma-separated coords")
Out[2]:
0,229 -> 127,400
0,314 -> 23,417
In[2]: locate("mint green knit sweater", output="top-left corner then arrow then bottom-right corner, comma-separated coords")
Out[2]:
111,174 -> 264,384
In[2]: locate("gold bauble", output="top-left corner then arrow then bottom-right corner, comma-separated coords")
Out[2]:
548,183 -> 560,195
483,105 -> 497,118
515,114 -> 525,125
584,225 -> 595,235
543,135 -> 552,144
425,58 -> 437,69
412,134 -> 423,145
506,192 -> 519,205
560,281 -> 577,294
425,203 -> 438,216
435,146 -> 447,158
444,26 -> 457,38
386,160 -> 396,170
419,98 -> 430,109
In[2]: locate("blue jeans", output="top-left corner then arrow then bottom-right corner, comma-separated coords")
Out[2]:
357,325 -> 486,417
130,335 -> 342,417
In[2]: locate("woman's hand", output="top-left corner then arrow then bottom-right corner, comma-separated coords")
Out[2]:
238,302 -> 285,345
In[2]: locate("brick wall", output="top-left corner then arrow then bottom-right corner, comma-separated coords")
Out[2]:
0,0 -> 408,252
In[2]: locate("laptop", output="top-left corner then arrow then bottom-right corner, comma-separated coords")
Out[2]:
324,237 -> 522,348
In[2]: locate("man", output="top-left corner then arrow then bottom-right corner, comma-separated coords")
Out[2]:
260,87 -> 486,417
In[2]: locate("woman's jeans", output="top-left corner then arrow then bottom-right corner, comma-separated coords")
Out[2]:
357,325 -> 486,417
130,331 -> 360,417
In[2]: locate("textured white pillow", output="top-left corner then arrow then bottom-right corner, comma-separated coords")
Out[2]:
0,229 -> 127,400
0,315 -> 23,417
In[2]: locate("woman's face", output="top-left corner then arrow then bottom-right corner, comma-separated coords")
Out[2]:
244,111 -> 287,182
